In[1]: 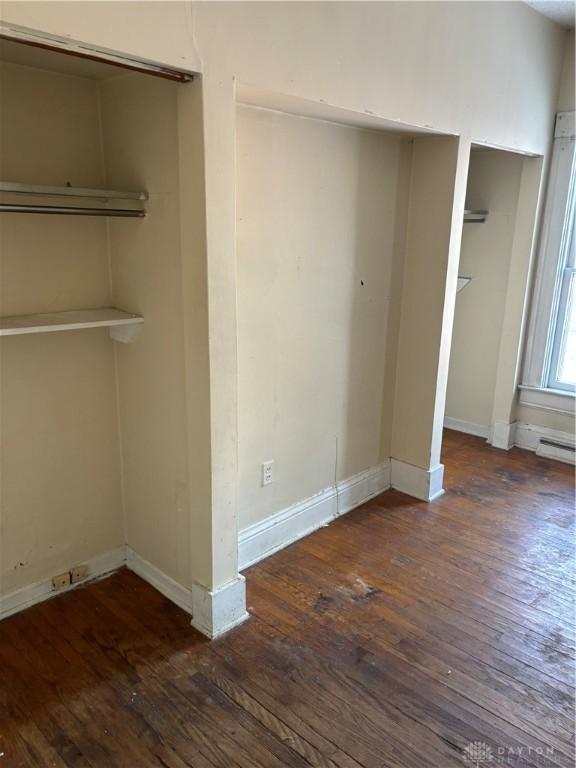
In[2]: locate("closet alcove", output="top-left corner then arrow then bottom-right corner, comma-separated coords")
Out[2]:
444,145 -> 526,439
233,85 -> 461,542
0,37 -> 200,608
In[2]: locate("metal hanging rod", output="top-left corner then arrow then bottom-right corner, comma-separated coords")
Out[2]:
0,181 -> 147,201
0,203 -> 145,217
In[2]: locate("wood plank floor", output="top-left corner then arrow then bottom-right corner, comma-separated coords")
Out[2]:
1,430 -> 574,767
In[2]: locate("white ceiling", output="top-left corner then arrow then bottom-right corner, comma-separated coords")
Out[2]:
524,0 -> 575,28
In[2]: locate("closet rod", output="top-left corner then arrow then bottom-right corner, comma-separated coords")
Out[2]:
0,181 -> 147,201
0,204 -> 145,217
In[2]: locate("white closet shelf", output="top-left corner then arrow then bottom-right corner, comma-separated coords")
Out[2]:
464,209 -> 488,223
0,181 -> 148,201
0,308 -> 144,343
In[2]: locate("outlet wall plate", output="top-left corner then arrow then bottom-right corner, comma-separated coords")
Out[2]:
52,572 -> 71,590
70,564 -> 89,583
262,460 -> 274,486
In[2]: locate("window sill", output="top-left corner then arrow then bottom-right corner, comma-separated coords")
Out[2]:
518,385 -> 575,415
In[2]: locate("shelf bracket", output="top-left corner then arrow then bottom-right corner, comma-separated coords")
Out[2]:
109,324 -> 143,344
457,276 -> 472,293
463,210 -> 488,223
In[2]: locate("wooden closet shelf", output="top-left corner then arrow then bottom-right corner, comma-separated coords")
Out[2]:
0,308 -> 144,343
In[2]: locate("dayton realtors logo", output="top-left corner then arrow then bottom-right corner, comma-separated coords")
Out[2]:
462,741 -> 556,766
463,742 -> 493,766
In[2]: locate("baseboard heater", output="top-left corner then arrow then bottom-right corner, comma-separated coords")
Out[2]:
536,438 -> 576,465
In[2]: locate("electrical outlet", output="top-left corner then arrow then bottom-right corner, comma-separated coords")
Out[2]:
262,460 -> 274,487
70,564 -> 88,583
52,572 -> 71,590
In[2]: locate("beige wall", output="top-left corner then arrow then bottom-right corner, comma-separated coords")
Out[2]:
391,135 -> 470,471
0,1 -> 201,74
193,2 -> 563,154
2,2 -> 563,155
189,1 -> 564,512
445,149 -> 524,430
0,62 -> 123,594
0,2 -> 569,603
236,105 -> 410,528
557,31 -> 575,112
99,74 -> 195,587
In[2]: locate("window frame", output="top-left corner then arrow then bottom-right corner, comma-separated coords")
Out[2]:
546,192 -> 575,391
521,111 -> 576,406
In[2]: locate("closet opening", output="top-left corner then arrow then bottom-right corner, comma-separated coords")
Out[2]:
443,144 -> 532,460
233,86 -> 456,564
0,37 -> 203,618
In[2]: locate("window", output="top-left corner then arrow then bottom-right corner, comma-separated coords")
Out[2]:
548,195 -> 575,390
522,111 -> 576,402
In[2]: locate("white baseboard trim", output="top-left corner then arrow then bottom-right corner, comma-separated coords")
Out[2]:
490,420 -> 517,450
515,422 -> 575,464
191,575 -> 249,639
238,461 -> 391,571
444,416 -> 490,439
125,547 -> 193,614
117,548 -> 249,638
1,542 -> 248,640
0,546 -> 126,621
390,459 -> 445,502
127,548 -> 248,638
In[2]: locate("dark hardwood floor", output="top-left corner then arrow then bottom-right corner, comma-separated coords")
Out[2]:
1,430 -> 574,767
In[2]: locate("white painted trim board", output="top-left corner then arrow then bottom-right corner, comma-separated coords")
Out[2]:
0,547 -> 126,621
125,547 -> 193,614
515,422 -> 575,454
444,416 -> 490,439
191,576 -> 249,639
238,461 -> 391,571
1,544 -> 249,640
445,415 -> 575,466
390,459 -> 445,502
0,546 -> 193,623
